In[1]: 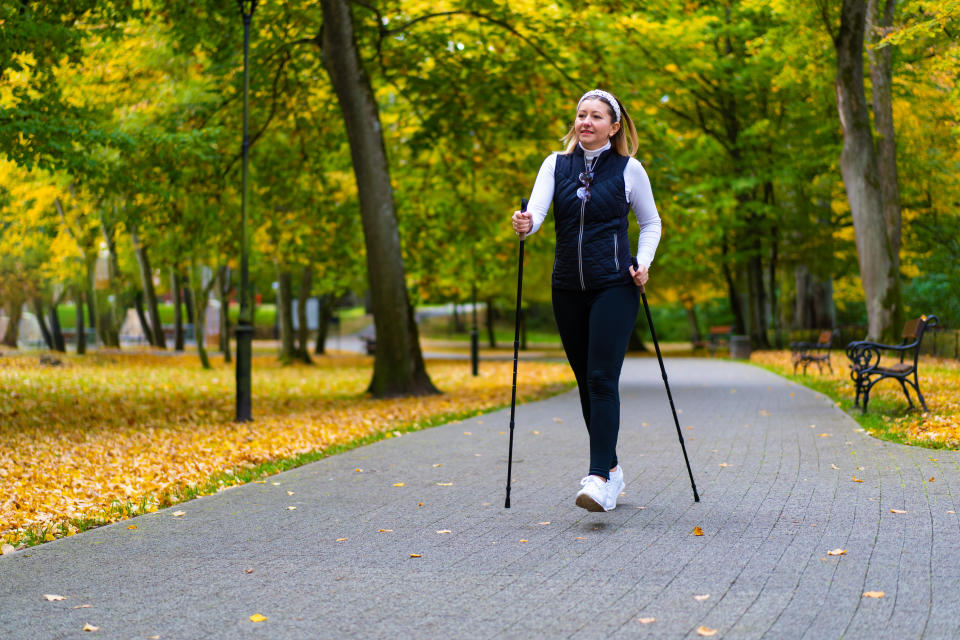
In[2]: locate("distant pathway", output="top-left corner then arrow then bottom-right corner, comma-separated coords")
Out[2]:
2,358 -> 959,639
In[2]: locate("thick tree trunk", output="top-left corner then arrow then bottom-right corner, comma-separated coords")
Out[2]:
320,0 -> 436,397
297,265 -> 313,364
171,267 -> 184,351
682,296 -> 701,345
32,298 -> 54,349
75,288 -> 86,354
276,267 -> 296,364
49,300 -> 66,352
189,258 -> 213,369
721,235 -> 747,335
835,0 -> 900,341
486,298 -> 497,348
130,226 -> 166,349
2,301 -> 22,347
867,0 -> 904,335
183,285 -> 194,326
747,249 -> 769,348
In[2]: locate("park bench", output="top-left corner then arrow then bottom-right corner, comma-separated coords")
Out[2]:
845,315 -> 938,413
790,328 -> 839,375
707,325 -> 732,356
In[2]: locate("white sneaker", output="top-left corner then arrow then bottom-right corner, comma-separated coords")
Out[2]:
576,475 -> 613,512
607,465 -> 625,509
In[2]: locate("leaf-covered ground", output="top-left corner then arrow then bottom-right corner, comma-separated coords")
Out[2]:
750,350 -> 960,449
0,353 -> 574,548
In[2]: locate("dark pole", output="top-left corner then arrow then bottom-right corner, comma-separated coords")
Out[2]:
504,198 -> 527,508
639,283 -> 700,502
235,0 -> 258,422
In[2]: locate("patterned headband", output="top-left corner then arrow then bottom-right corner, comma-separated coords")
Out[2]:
578,89 -> 621,123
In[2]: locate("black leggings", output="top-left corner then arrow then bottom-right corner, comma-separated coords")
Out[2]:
553,283 -> 639,480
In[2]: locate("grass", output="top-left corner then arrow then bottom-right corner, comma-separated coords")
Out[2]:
750,350 -> 960,450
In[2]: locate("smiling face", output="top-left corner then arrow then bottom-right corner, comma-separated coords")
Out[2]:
575,98 -> 621,150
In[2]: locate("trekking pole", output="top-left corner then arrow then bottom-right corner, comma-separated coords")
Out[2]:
639,282 -> 700,502
505,198 -> 528,509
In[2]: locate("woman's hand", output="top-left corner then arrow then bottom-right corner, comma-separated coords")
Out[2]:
629,264 -> 649,289
511,210 -> 532,237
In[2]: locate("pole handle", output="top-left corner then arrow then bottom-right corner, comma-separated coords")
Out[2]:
517,198 -> 529,241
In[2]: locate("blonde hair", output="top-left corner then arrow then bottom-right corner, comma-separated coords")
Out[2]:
561,91 -> 639,157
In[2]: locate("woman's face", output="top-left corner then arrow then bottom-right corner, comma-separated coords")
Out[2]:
575,98 -> 621,150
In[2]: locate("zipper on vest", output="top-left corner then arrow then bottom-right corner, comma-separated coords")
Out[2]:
578,199 -> 586,290
613,233 -> 619,271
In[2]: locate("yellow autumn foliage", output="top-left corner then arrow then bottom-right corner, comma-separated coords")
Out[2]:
0,353 -> 574,545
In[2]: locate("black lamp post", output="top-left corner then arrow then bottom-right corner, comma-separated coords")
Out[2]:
471,282 -> 479,376
235,0 -> 258,422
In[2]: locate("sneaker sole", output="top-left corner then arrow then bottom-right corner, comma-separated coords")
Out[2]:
575,492 -> 607,512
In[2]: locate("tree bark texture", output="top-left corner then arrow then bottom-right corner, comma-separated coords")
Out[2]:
32,298 -> 54,349
2,300 -> 22,347
276,267 -> 296,363
217,266 -> 231,361
134,291 -> 154,345
171,267 -> 184,351
721,235 -> 747,335
835,0 -> 900,341
297,265 -> 313,364
314,295 -> 331,355
130,226 -> 166,348
49,301 -> 66,352
320,0 -> 436,396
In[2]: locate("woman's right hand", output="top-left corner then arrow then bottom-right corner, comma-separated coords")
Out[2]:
511,210 -> 532,237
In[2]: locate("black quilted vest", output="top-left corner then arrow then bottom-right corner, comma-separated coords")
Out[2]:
552,146 -> 632,291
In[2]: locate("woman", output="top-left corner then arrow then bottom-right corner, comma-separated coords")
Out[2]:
511,89 -> 661,512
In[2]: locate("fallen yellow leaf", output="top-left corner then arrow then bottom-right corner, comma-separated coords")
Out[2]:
697,626 -> 717,637
172,511 -> 186,517
831,464 -> 840,470
929,477 -> 935,482
393,482 -> 405,487
537,521 -> 551,525
44,533 -> 55,541
463,431 -> 472,436
718,463 -> 730,467
286,490 -> 294,496
890,509 -> 906,514
436,530 -> 451,534
410,553 -> 422,558
532,430 -> 541,435
638,617 -> 656,624
286,506 -> 297,511
336,538 -> 348,542
437,482 -> 453,486
355,468 -> 363,473
863,591 -> 885,598
73,604 -> 91,609
852,476 -> 863,483
378,529 -> 393,533
827,549 -> 846,556
575,536 -> 588,540
553,417 -> 564,423
519,539 -> 528,543
417,502 -> 424,507
44,594 -> 67,601
83,623 -> 99,632
693,526 -> 704,536
127,525 -> 137,530
693,594 -> 710,601
249,613 -> 267,622
819,433 -> 832,437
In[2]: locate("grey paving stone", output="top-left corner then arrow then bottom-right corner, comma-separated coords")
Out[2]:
1,358 -> 959,639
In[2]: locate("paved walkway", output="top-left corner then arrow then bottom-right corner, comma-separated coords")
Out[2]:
2,358 -> 959,639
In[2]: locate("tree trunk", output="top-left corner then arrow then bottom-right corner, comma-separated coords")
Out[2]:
297,265 -> 313,364
769,222 -> 782,349
813,278 -> 836,329
188,257 -> 214,370
721,234 -> 747,335
32,297 -> 54,349
183,284 -> 194,326
276,267 -> 296,364
320,0 -> 437,397
49,300 -> 66,352
747,247 -> 769,348
486,298 -> 497,348
75,288 -> 86,354
315,294 -> 332,355
130,225 -> 166,349
835,0 -> 900,341
867,0 -> 904,335
682,296 -> 701,345
2,300 -> 22,347
217,266 -> 231,361
171,267 -> 184,351
134,291 -> 154,345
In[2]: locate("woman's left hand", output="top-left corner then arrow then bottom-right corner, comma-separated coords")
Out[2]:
629,265 -> 649,289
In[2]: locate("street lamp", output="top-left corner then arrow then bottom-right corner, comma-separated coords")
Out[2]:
235,0 -> 258,422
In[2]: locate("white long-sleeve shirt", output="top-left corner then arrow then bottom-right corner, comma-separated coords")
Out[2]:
525,142 -> 662,268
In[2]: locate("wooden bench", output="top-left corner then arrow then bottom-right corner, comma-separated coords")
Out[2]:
790,328 -> 839,375
707,325 -> 732,357
845,315 -> 938,413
